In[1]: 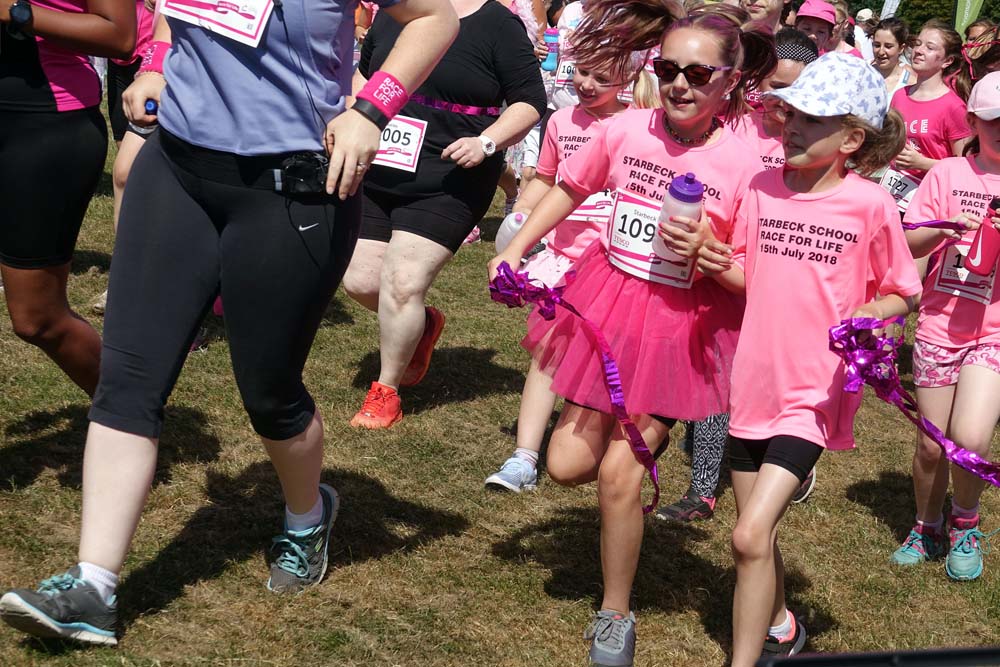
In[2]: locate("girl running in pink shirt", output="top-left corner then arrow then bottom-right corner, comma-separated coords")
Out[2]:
489,3 -> 775,664
484,49 -> 641,493
894,71 -> 1000,581
698,53 -> 922,665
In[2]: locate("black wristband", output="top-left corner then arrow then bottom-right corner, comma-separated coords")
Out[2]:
351,99 -> 390,131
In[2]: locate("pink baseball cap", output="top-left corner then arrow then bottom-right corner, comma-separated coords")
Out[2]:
795,0 -> 836,26
968,71 -> 1000,121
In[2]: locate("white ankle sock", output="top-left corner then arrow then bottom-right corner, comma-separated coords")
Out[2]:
513,448 -> 539,469
768,610 -> 792,639
286,494 -> 324,532
952,502 -> 980,521
78,562 -> 119,603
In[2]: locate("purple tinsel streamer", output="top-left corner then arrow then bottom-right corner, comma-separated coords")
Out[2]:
829,317 -> 1000,487
489,261 -> 661,513
900,220 -> 965,231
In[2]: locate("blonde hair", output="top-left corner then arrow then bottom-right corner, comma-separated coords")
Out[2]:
631,69 -> 663,108
843,109 -> 906,175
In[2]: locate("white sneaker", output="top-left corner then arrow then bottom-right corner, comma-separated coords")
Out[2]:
484,456 -> 537,493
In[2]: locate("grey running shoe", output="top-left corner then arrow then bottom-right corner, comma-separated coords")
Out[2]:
484,456 -> 538,493
91,289 -> 108,315
267,483 -> 340,593
584,609 -> 635,667
760,612 -> 806,659
0,566 -> 117,646
655,491 -> 714,522
791,468 -> 816,504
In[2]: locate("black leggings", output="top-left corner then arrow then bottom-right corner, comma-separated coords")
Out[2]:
0,107 -> 107,268
90,130 -> 361,440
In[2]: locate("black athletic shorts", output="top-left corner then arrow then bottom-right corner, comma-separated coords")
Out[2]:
728,434 -> 823,483
107,59 -> 141,141
359,186 -> 489,254
0,107 -> 107,268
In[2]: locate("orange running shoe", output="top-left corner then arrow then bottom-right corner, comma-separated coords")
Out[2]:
350,382 -> 403,429
400,306 -> 446,387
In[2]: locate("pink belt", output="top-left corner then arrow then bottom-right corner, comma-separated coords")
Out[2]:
410,94 -> 502,117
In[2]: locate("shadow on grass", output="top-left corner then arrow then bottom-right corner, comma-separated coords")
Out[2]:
95,169 -> 114,198
492,507 -> 837,660
118,463 -> 468,629
322,293 -> 354,327
0,405 -> 220,491
844,471 -> 915,541
477,215 -> 503,244
351,347 -> 525,414
70,249 -> 112,275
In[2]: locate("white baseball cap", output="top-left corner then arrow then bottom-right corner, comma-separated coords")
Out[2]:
764,52 -> 889,128
856,8 -> 874,22
967,71 -> 1000,121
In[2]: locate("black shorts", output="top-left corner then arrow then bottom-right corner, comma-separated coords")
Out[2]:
107,59 -> 141,141
359,187 -> 485,253
728,435 -> 823,483
0,107 -> 108,269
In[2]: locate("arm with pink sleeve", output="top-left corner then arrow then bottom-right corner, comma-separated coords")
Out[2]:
869,198 -> 923,306
712,189 -> 750,294
512,126 -> 558,214
535,112 -> 561,178
903,165 -> 953,258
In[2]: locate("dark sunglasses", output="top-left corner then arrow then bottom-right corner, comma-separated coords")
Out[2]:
651,58 -> 733,86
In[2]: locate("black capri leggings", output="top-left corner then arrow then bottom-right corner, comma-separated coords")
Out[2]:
90,130 -> 361,440
0,107 -> 107,268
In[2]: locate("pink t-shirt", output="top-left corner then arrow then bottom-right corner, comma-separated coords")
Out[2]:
731,110 -> 785,172
32,0 -> 101,110
112,1 -> 157,66
729,169 -> 922,449
537,106 -> 616,261
557,108 -> 760,256
890,87 -> 972,180
905,156 -> 1000,347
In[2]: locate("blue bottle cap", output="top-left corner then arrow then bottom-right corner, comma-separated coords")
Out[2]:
145,99 -> 158,115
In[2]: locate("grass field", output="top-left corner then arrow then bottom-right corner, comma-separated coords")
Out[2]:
0,143 -> 998,667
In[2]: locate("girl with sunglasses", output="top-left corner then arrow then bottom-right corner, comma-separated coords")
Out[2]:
484,49 -> 644,494
489,3 -> 774,663
698,53 -> 919,665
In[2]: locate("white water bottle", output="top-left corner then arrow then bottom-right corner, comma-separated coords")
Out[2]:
495,212 -> 527,254
651,172 -> 704,258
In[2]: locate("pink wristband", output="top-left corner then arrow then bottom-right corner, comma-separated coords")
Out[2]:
357,71 -> 409,120
139,40 -> 170,74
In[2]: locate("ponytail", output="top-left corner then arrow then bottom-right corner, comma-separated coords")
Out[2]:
571,0 -> 685,83
844,109 -> 906,176
954,27 -> 1000,102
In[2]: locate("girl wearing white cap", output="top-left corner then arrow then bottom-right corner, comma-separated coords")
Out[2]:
894,71 -> 1000,582
698,53 -> 921,665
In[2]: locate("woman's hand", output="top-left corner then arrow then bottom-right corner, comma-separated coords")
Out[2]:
442,137 -> 487,168
323,109 -> 381,200
122,72 -> 166,125
488,251 -> 519,282
894,143 -> 933,172
696,239 -> 733,275
659,206 -> 709,258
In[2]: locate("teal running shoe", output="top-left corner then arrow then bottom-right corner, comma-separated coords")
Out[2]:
946,517 -> 998,582
267,483 -> 340,593
0,566 -> 117,646
891,525 -> 945,566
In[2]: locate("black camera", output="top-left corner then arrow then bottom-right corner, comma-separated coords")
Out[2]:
275,152 -> 329,194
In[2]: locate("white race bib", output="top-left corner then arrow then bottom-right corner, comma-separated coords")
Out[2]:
372,115 -> 427,173
162,0 -> 274,47
555,60 -> 575,88
606,189 -> 695,288
878,167 -> 920,213
933,238 -> 996,306
565,190 -> 614,224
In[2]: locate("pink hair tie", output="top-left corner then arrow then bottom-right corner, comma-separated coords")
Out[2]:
138,40 -> 170,75
354,71 -> 409,130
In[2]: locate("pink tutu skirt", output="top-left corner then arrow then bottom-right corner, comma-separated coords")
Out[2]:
522,240 -> 744,420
